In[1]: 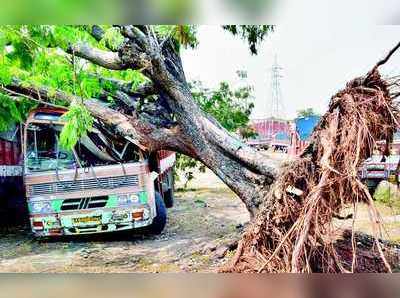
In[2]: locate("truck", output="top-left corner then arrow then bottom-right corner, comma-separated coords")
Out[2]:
359,154 -> 400,195
1,107 -> 176,237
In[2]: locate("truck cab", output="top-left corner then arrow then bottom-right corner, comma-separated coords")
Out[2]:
23,108 -> 175,237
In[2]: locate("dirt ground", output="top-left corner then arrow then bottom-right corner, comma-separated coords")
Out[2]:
1,152 -> 400,272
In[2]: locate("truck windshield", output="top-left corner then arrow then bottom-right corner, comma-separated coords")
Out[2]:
26,123 -> 76,172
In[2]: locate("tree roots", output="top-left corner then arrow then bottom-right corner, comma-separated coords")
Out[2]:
222,69 -> 400,273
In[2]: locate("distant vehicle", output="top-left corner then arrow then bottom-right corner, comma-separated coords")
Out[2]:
359,154 -> 400,195
1,107 -> 176,237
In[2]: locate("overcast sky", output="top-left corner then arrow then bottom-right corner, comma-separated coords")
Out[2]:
181,23 -> 400,119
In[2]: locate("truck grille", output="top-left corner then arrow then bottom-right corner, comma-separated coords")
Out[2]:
30,175 -> 139,196
61,196 -> 108,211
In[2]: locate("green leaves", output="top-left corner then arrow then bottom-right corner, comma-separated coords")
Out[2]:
155,25 -> 199,51
0,25 -> 149,148
297,108 -> 320,118
0,94 -> 20,131
59,104 -> 93,150
191,79 -> 254,132
77,73 -> 101,98
0,65 -> 12,85
0,93 -> 35,131
100,27 -> 124,51
6,40 -> 34,69
223,25 -> 274,55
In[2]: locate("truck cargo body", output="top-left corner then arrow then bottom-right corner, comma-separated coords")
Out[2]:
0,127 -> 26,225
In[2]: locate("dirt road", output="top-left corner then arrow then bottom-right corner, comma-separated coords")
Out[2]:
1,160 -> 400,272
0,170 -> 249,273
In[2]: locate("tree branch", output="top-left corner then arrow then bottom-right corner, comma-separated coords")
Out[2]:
67,42 -> 127,70
131,82 -> 156,97
1,87 -> 65,109
367,41 -> 400,79
1,79 -> 193,154
119,25 -> 148,49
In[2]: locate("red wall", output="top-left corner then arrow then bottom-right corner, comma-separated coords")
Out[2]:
251,119 -> 290,140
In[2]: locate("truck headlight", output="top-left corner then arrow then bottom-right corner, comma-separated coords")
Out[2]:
129,194 -> 140,203
117,194 -> 139,206
29,201 -> 53,214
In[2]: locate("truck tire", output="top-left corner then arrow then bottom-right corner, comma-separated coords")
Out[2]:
366,179 -> 379,197
163,189 -> 174,209
368,186 -> 378,197
162,170 -> 174,208
148,192 -> 167,235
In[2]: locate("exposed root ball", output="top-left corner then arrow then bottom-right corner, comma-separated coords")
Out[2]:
223,70 -> 399,273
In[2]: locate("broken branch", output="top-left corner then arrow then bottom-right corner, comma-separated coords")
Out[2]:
67,43 -> 127,70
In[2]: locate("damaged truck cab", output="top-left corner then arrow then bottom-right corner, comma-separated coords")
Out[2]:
24,108 -> 175,237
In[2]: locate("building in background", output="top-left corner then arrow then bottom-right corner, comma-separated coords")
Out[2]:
247,115 -> 321,155
247,118 -> 291,151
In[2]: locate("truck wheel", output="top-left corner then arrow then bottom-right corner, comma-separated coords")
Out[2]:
148,192 -> 167,235
163,170 -> 174,208
163,188 -> 174,208
368,186 -> 378,197
366,179 -> 379,198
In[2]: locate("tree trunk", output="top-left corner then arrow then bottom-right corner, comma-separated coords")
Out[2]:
162,87 -> 279,216
141,38 -> 279,216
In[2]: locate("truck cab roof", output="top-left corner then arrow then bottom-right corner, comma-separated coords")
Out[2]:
27,107 -> 67,124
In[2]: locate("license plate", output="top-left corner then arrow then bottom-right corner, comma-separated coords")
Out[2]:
73,216 -> 101,225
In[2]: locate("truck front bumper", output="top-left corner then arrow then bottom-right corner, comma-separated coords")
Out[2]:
30,206 -> 153,237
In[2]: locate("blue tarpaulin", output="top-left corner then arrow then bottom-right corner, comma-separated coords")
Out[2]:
295,115 -> 320,141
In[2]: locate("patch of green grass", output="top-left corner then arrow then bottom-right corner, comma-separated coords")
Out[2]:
225,249 -> 236,259
374,182 -> 400,213
135,256 -> 153,271
191,251 -> 212,265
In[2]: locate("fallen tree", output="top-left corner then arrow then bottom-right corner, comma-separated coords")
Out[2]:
0,25 -> 278,218
223,45 -> 400,272
1,26 -> 400,272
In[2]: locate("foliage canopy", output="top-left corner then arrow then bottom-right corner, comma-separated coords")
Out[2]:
296,108 -> 320,118
0,25 -> 270,149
